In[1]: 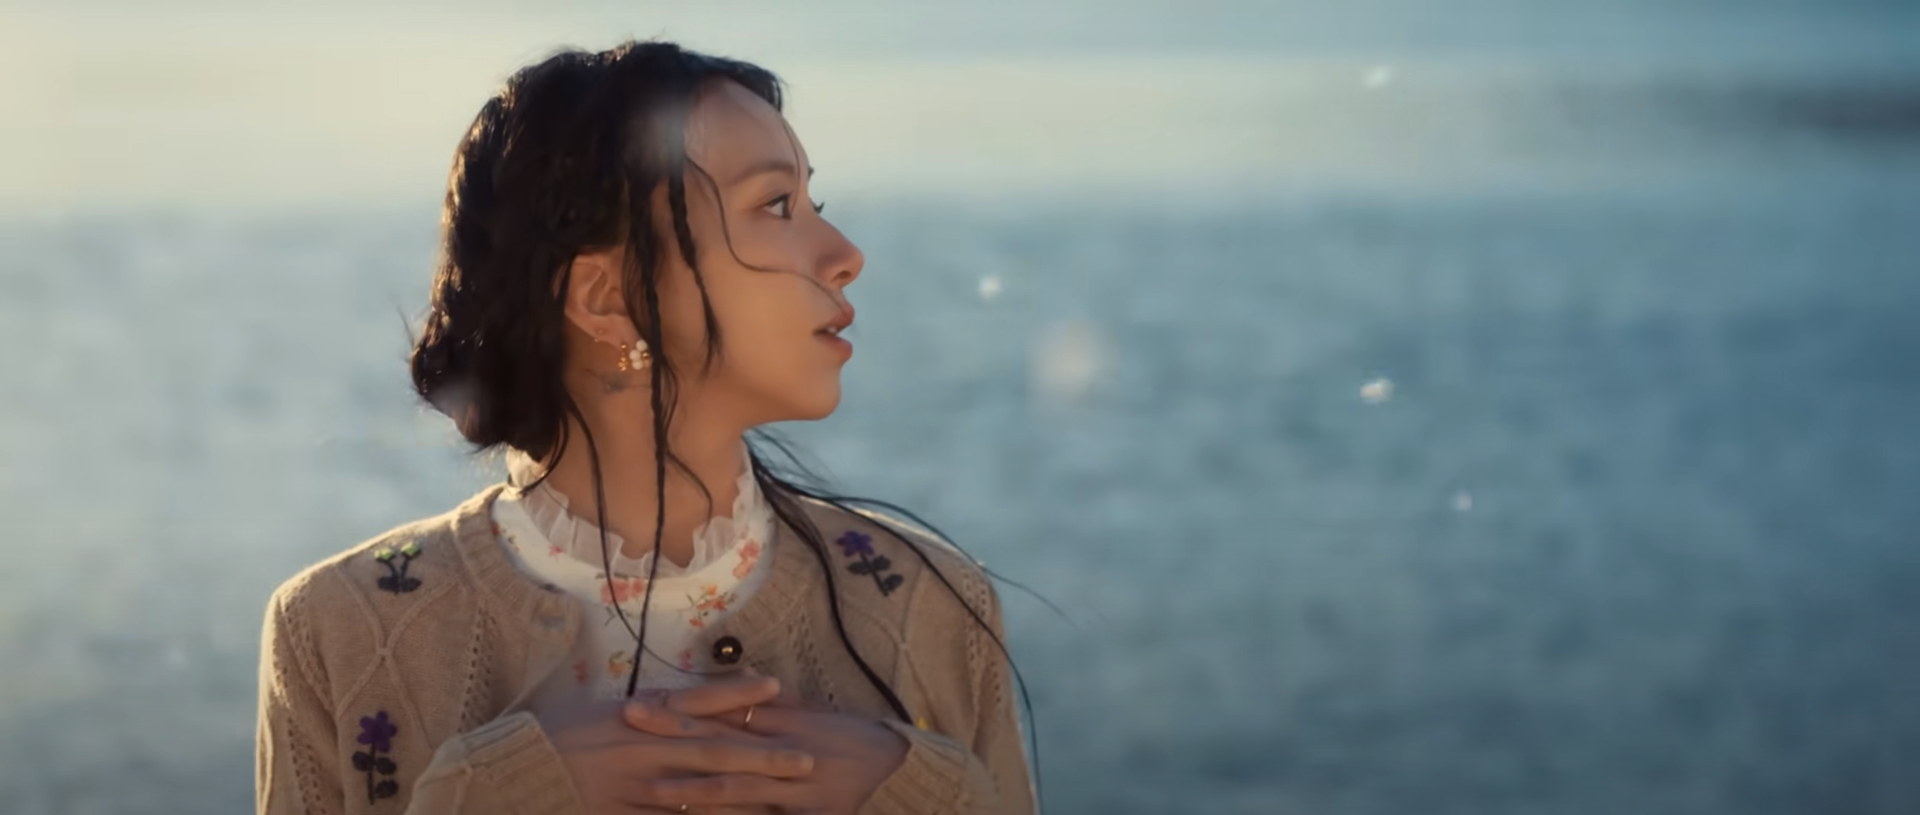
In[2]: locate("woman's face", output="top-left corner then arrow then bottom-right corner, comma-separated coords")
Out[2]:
569,79 -> 865,429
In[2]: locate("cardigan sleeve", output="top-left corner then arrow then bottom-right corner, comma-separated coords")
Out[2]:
406,711 -> 585,814
256,590 -> 585,815
970,579 -> 1038,815
257,589 -> 346,814
860,579 -> 1037,815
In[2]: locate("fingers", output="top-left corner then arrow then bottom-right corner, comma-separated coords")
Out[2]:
740,666 -> 805,709
624,703 -> 748,741
646,675 -> 782,718
719,704 -> 807,738
625,737 -> 815,778
619,774 -> 809,810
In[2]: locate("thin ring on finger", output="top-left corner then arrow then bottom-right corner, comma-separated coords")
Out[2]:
740,704 -> 756,728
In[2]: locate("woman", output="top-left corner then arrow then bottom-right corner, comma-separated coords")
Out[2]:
255,40 -> 1035,814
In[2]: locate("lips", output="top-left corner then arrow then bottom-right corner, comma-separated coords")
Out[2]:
815,305 -> 855,337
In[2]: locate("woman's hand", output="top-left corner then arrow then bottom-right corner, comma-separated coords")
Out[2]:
542,675 -> 813,814
625,681 -> 909,815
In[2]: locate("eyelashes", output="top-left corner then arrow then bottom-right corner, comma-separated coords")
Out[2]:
764,193 -> 826,219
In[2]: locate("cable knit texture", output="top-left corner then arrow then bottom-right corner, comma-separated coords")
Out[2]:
256,483 -> 1036,815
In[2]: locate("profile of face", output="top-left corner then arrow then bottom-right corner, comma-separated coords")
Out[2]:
561,79 -> 864,428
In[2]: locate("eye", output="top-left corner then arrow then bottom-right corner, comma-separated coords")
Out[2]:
763,193 -> 827,220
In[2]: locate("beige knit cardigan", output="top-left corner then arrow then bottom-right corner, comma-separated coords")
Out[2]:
256,483 -> 1035,814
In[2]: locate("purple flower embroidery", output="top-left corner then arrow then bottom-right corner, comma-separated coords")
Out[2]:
358,711 -> 397,753
836,530 -> 874,558
352,711 -> 401,802
836,530 -> 902,596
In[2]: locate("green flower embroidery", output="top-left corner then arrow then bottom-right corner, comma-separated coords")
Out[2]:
373,543 -> 423,593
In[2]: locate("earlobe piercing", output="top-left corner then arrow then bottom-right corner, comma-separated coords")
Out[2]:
616,339 -> 652,372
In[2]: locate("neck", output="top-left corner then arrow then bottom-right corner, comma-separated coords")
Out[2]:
531,394 -> 750,569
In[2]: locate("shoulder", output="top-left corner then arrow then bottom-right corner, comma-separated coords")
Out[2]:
785,495 -> 1010,735
268,496 -> 473,615
788,494 -> 1003,632
263,488 -> 494,687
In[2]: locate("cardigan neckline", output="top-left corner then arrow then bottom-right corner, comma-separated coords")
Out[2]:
447,482 -> 823,661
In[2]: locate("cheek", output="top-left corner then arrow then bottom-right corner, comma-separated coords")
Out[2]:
710,215 -> 800,271
655,278 -> 714,352
707,276 -> 815,371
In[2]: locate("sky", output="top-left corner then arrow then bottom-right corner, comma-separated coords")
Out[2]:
1,1 -> 1914,212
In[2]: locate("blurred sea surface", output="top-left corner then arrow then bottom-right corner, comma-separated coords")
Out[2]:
3,39 -> 1919,815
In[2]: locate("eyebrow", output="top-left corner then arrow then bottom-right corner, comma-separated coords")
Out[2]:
728,158 -> 814,187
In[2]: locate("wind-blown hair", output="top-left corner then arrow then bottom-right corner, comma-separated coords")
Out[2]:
405,40 -> 1033,775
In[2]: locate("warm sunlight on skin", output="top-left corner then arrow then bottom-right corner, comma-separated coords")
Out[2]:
565,79 -> 863,426
537,78 -> 864,566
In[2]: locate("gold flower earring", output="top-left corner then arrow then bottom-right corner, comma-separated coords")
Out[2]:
616,339 -> 652,372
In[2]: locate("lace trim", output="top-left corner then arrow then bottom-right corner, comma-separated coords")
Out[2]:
505,442 -> 771,579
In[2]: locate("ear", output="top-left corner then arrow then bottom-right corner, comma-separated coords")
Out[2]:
561,247 -> 637,344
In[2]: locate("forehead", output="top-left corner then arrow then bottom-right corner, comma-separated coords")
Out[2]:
684,80 -> 802,178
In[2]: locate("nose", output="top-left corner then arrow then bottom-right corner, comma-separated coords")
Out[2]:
819,221 -> 864,291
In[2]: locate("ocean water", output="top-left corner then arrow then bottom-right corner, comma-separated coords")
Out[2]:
4,65 -> 1920,815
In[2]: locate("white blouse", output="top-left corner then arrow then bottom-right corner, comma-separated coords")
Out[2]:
490,443 -> 776,719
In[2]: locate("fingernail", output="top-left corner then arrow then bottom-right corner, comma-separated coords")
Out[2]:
787,751 -> 815,774
623,702 -> 649,721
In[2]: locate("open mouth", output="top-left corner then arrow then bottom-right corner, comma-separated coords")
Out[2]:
816,306 -> 854,342
814,302 -> 855,361
815,323 -> 853,358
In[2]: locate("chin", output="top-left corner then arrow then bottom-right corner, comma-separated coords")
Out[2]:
782,380 -> 844,422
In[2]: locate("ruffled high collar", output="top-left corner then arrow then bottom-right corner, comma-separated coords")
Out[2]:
501,442 -> 770,580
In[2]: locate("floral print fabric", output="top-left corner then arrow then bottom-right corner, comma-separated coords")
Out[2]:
490,445 -> 775,704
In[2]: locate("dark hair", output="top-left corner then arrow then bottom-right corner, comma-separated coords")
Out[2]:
406,38 -> 1035,780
